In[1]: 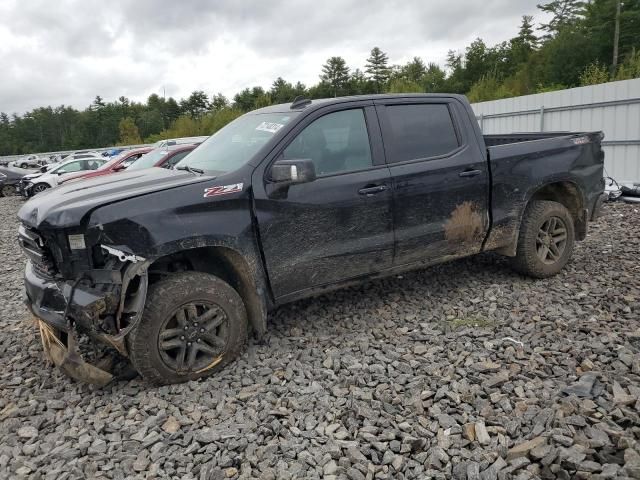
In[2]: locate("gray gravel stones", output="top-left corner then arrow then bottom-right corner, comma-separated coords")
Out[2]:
1,196 -> 639,479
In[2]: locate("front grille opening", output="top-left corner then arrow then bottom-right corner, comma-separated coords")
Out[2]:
18,224 -> 58,277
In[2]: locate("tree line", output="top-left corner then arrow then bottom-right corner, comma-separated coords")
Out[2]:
1,0 -> 638,156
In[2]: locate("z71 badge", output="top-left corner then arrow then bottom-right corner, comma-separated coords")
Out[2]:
203,183 -> 243,198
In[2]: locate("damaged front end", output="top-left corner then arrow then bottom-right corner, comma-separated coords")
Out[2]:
39,320 -> 113,386
19,223 -> 150,385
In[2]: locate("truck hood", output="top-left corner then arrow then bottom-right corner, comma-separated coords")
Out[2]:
18,168 -> 213,229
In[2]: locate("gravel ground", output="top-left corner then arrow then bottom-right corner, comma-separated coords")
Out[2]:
0,195 -> 639,480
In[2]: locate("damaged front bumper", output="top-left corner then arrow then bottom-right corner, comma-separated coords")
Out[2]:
23,260 -> 114,332
38,320 -> 113,386
23,249 -> 150,385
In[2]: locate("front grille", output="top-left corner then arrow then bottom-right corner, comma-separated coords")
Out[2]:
18,224 -> 58,277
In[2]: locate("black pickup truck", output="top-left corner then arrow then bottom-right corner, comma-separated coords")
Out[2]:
18,94 -> 606,385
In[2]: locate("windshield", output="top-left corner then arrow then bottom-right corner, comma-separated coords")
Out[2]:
127,149 -> 170,171
49,162 -> 67,173
175,112 -> 297,174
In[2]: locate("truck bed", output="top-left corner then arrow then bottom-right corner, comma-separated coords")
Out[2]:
482,130 -> 605,255
483,132 -> 591,147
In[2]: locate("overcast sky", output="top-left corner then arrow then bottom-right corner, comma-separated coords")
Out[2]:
0,0 -> 546,114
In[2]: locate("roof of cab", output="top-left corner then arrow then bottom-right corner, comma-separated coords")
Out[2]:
250,93 -> 466,114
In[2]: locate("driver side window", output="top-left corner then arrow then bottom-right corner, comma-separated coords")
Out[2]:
282,109 -> 372,176
57,161 -> 83,174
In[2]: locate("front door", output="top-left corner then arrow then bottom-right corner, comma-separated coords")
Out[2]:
252,104 -> 394,300
375,98 -> 490,267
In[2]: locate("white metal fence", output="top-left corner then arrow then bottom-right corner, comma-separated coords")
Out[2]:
471,78 -> 640,184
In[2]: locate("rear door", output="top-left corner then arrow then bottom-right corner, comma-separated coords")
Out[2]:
374,98 -> 489,267
252,102 -> 394,300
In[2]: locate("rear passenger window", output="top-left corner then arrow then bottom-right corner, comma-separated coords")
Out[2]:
384,104 -> 459,163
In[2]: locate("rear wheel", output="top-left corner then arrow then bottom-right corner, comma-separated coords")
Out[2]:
20,163 -> 28,169
127,272 -> 248,385
512,200 -> 575,278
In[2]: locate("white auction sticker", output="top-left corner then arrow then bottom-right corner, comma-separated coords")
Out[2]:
255,122 -> 284,134
68,234 -> 86,250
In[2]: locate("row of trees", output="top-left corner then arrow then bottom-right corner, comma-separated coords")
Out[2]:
1,0 -> 639,156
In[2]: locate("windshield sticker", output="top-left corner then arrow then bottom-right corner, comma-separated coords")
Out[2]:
204,183 -> 244,198
255,122 -> 284,134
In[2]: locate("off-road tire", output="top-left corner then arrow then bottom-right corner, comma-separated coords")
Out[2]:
512,200 -> 575,278
127,272 -> 248,385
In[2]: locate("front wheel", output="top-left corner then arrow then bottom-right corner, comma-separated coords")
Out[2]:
20,163 -> 28,169
31,183 -> 49,195
1,185 -> 17,197
511,200 -> 575,278
127,272 -> 248,385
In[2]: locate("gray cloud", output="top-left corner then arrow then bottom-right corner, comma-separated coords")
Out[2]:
0,0 -> 544,114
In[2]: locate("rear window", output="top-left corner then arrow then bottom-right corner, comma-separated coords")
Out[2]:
127,149 -> 170,171
384,104 -> 460,163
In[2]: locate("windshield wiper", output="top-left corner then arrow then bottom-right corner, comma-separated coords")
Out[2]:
176,165 -> 205,175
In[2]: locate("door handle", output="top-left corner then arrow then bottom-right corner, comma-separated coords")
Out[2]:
459,169 -> 482,178
358,184 -> 389,195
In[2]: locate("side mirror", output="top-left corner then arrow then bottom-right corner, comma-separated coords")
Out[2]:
113,164 -> 127,172
270,159 -> 316,185
40,166 -> 47,173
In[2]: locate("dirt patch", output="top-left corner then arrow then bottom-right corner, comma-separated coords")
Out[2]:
444,201 -> 484,243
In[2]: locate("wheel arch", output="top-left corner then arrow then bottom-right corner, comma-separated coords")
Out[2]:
148,244 -> 269,338
34,179 -> 53,189
494,179 -> 587,257
527,180 -> 586,240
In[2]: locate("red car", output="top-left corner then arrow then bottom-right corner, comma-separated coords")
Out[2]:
60,147 -> 153,185
125,144 -> 198,172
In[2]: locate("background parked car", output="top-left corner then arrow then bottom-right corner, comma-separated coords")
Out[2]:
63,151 -> 102,161
0,166 -> 33,196
153,136 -> 209,148
126,144 -> 199,171
9,155 -> 44,169
59,147 -> 153,185
102,148 -> 126,157
18,161 -> 74,194
22,157 -> 107,196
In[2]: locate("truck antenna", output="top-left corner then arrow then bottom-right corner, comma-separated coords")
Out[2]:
290,96 -> 312,110
163,87 -> 169,151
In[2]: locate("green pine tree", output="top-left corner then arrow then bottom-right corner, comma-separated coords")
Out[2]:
320,56 -> 350,97
537,0 -> 586,35
365,47 -> 391,92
